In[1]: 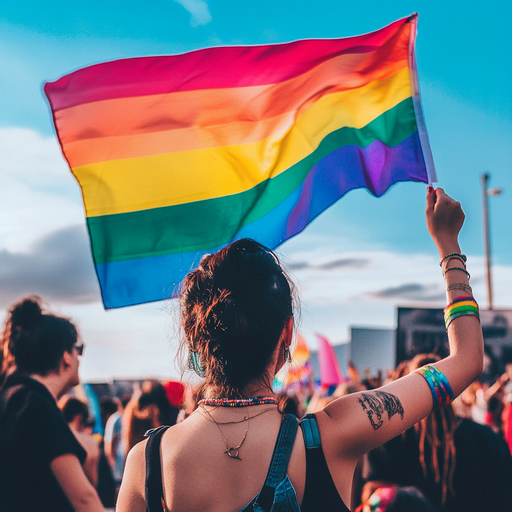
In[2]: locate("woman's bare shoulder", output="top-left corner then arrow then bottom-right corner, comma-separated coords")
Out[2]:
124,437 -> 148,478
116,439 -> 148,512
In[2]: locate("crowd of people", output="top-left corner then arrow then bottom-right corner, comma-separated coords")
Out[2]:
4,332 -> 511,511
0,188 -> 509,511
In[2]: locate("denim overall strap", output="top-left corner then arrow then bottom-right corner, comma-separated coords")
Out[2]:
145,425 -> 170,512
252,414 -> 299,512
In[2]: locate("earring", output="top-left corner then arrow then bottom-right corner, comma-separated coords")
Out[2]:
188,350 -> 204,376
284,347 -> 292,364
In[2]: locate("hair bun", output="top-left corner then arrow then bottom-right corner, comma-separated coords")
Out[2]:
216,288 -> 234,303
10,296 -> 43,329
203,289 -> 236,333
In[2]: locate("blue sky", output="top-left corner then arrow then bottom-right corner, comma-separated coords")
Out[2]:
1,1 -> 511,380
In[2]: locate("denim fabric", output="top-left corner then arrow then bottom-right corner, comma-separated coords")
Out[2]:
241,414 -> 301,512
145,415 -> 304,512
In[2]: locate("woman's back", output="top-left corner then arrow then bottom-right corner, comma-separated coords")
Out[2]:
162,411 -> 303,511
125,409 -> 312,511
118,193 -> 485,512
127,409 -> 352,512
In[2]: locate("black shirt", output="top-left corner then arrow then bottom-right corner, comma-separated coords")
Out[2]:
0,374 -> 87,512
364,417 -> 512,512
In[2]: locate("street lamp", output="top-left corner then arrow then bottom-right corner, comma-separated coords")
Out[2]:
481,173 -> 502,310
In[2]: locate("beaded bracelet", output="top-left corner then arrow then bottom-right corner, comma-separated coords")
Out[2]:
440,253 -> 467,267
447,283 -> 472,293
443,296 -> 479,329
439,256 -> 466,268
443,267 -> 470,279
415,365 -> 454,408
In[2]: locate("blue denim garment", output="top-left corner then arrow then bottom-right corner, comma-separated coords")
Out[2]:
144,414 -> 333,512
240,414 -> 301,512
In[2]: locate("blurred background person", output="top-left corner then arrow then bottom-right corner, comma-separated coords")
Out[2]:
363,354 -> 512,512
100,396 -> 119,432
357,485 -> 438,512
502,363 -> 512,454
104,394 -> 131,492
59,395 -> 101,488
123,379 -> 181,452
277,391 -> 304,418
0,296 -> 103,512
481,372 -> 508,435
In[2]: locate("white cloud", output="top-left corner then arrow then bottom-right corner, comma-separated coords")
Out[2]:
0,225 -> 100,307
0,127 -> 84,251
278,241 -> 512,348
2,228 -> 511,381
174,0 -> 212,27
1,128 -> 69,187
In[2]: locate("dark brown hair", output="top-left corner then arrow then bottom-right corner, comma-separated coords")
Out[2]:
408,354 -> 458,506
180,239 -> 295,398
1,296 -> 78,377
60,396 -> 89,424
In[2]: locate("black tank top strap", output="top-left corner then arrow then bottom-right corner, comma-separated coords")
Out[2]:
299,414 -> 351,512
144,425 -> 170,512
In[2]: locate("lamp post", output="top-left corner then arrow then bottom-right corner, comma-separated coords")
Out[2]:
481,173 -> 502,310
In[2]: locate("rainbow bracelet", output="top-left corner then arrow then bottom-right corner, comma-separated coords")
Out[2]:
443,296 -> 479,330
415,365 -> 454,409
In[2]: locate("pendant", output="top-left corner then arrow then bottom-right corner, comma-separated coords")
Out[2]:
225,447 -> 242,460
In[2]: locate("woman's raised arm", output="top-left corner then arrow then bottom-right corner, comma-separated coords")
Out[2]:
317,187 -> 484,460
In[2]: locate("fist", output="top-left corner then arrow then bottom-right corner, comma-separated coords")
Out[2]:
426,187 -> 465,249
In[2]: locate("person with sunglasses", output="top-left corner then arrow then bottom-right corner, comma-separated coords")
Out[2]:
0,296 -> 103,512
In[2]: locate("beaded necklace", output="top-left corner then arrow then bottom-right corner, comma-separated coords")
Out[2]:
198,395 -> 277,407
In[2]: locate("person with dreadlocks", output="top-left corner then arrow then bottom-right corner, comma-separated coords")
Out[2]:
362,354 -> 512,512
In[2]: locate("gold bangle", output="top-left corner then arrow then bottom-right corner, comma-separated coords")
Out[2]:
447,283 -> 472,293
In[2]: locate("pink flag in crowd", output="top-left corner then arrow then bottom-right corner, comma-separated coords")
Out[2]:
316,333 -> 344,387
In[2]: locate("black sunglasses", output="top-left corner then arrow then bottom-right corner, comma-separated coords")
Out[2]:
74,343 -> 85,356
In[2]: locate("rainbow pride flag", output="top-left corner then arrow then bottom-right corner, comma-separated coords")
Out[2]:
45,13 -> 434,309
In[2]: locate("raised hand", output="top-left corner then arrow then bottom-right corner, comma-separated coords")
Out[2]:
425,187 -> 465,257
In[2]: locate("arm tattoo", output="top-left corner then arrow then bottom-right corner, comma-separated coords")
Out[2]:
357,391 -> 404,431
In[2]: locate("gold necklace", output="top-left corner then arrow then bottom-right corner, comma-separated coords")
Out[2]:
198,406 -> 276,425
201,405 -> 251,461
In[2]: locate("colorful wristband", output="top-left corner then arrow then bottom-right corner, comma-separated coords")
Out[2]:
444,304 -> 479,319
415,365 -> 454,409
443,297 -> 479,330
